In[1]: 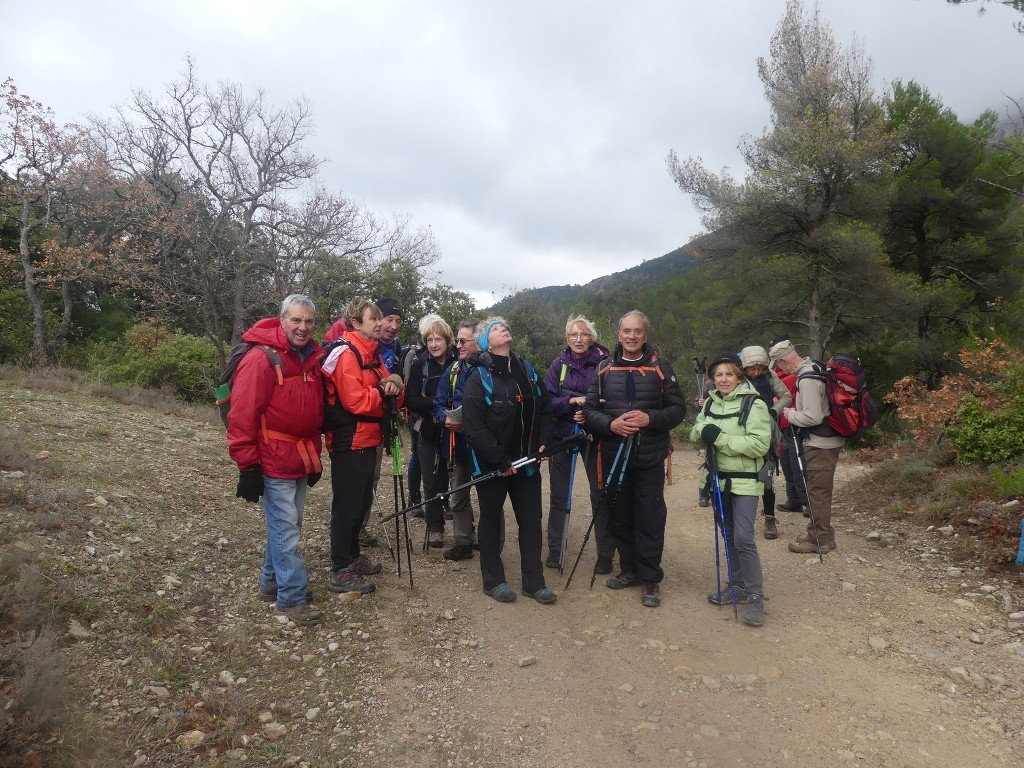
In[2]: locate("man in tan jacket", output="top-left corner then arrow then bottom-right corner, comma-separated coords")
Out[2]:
769,338 -> 844,554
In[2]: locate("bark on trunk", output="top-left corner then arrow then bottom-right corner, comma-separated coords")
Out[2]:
20,198 -> 47,365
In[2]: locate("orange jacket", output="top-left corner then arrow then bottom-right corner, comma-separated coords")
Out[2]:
323,331 -> 403,452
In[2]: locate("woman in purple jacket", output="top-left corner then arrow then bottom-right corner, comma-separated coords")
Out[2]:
542,315 -> 613,572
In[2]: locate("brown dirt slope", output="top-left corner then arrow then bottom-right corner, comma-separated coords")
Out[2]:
1,380 -> 1022,767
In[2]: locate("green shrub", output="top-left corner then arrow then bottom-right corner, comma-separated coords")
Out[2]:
944,394 -> 1024,464
990,464 -> 1024,497
86,326 -> 221,402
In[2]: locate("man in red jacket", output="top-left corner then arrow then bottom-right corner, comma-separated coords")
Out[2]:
227,294 -> 325,626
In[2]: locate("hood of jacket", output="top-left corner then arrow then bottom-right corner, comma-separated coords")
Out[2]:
241,317 -> 322,356
610,342 -> 657,366
559,342 -> 610,370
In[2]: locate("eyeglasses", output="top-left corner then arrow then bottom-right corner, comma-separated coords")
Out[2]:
456,338 -> 473,346
568,332 -> 591,340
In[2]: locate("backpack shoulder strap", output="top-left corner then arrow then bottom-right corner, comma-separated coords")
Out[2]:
259,346 -> 285,386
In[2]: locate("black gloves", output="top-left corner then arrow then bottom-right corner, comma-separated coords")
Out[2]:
236,466 -> 264,503
701,424 -> 721,445
307,471 -> 322,488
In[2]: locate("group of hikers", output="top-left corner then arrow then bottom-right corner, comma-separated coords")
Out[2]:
225,294 -> 842,629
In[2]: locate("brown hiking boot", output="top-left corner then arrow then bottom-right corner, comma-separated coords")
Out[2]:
788,537 -> 836,554
764,516 -> 778,540
275,602 -> 323,626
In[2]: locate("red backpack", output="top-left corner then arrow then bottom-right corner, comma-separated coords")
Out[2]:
799,354 -> 879,437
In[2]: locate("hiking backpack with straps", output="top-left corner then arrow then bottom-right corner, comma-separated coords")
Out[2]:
320,339 -> 388,435
798,353 -> 880,437
215,343 -> 285,428
701,393 -> 776,481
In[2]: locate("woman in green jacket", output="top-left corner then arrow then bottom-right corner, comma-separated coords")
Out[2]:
690,353 -> 772,627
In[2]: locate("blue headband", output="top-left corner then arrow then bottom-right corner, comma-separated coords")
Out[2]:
477,320 -> 507,352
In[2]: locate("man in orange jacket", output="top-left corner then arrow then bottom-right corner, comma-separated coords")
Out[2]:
227,294 -> 325,626
322,297 -> 405,595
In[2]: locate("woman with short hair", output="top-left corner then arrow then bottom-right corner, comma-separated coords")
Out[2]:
691,353 -> 771,628
542,315 -> 612,571
404,314 -> 456,548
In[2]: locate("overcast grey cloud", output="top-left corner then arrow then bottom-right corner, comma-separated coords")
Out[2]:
3,0 -> 1022,307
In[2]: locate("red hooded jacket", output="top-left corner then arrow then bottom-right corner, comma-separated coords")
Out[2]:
227,318 -> 325,478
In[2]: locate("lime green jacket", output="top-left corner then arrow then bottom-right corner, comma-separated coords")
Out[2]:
690,380 -> 772,497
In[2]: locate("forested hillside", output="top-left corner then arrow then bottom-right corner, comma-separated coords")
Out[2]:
1,1 -> 1022,416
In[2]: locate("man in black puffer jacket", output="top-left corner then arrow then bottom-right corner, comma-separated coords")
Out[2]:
584,310 -> 685,608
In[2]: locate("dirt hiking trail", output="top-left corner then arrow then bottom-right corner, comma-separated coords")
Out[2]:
2,382 -> 1022,768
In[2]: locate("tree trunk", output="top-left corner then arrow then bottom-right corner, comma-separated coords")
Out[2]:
19,198 -> 47,365
807,278 -> 824,361
59,279 -> 73,344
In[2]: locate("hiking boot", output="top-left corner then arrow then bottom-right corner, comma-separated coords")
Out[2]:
523,586 -> 557,605
359,527 -> 378,548
606,572 -> 640,590
776,501 -> 803,513
348,554 -> 383,575
443,544 -> 474,561
707,585 -> 751,606
484,583 -> 517,603
594,555 -> 613,575
545,551 -> 561,569
409,493 -> 424,518
788,537 -> 836,554
427,530 -> 444,548
743,593 -> 765,627
641,581 -> 661,608
258,579 -> 314,604
698,491 -> 711,507
275,602 -> 323,626
329,568 -> 376,595
764,516 -> 778,540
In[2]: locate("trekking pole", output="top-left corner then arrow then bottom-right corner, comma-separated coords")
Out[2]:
372,491 -> 395,561
692,356 -> 707,404
706,443 -> 739,619
564,437 -> 625,590
557,424 -> 582,572
385,396 -> 414,588
589,433 -> 634,590
788,425 -> 824,564
380,432 -> 590,526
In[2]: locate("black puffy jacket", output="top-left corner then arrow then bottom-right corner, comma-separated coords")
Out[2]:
583,344 -> 686,469
462,351 -> 552,474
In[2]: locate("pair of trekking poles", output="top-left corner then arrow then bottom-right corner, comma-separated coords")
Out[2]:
376,414 -> 593,588
704,422 -> 825,619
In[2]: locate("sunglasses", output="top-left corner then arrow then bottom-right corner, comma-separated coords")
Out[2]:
456,338 -> 474,346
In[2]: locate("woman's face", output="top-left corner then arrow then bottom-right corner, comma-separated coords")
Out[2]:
352,307 -> 380,340
744,364 -> 766,379
713,365 -> 741,395
488,323 -> 512,351
567,324 -> 593,356
425,333 -> 448,360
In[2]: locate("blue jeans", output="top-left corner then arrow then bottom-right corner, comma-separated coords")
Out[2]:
260,476 -> 310,608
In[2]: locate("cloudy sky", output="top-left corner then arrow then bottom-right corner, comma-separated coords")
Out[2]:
3,0 -> 1022,308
